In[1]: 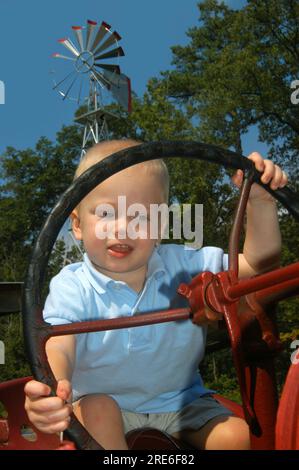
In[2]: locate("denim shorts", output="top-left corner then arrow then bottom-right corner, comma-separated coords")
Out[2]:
121,395 -> 233,436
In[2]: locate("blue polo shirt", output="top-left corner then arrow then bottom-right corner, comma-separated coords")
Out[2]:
43,244 -> 228,413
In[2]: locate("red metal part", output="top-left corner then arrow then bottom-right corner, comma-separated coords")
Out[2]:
243,356 -> 279,450
177,263 -> 299,449
213,394 -> 244,419
227,262 -> 299,299
175,175 -> 299,448
0,420 -> 9,444
0,377 -> 60,450
276,362 -> 299,450
178,270 -> 257,428
177,272 -> 222,324
45,307 -> 191,338
56,440 -> 76,450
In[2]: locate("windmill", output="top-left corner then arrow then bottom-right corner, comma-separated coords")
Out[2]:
51,19 -> 132,264
52,19 -> 132,157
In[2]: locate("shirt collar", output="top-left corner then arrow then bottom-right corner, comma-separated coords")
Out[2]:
82,247 -> 166,295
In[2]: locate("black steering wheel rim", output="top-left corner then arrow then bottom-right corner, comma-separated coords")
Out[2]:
22,140 -> 299,449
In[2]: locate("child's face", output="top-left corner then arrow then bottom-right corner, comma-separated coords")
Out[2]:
71,163 -> 165,279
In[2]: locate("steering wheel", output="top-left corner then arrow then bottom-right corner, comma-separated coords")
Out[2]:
22,141 -> 299,450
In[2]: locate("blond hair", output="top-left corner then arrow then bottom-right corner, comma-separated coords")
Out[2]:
75,139 -> 169,201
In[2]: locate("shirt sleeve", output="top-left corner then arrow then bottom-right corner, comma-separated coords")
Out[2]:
43,269 -> 85,326
182,245 -> 228,276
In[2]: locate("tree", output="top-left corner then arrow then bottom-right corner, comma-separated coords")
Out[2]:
162,0 -> 299,177
0,125 -> 82,281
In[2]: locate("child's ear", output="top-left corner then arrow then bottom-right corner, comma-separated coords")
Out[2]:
70,210 -> 82,240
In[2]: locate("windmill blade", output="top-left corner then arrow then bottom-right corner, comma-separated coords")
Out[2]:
90,21 -> 111,53
94,63 -> 120,74
102,69 -> 132,112
62,74 -> 79,100
86,20 -> 97,51
72,26 -> 84,52
77,76 -> 84,104
93,31 -> 121,56
52,53 -> 76,61
58,38 -> 80,57
92,70 -> 112,90
52,69 -> 77,91
94,46 -> 125,61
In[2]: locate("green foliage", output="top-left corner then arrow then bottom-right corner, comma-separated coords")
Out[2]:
42,239 -> 84,303
164,0 -> 299,163
0,126 -> 82,281
0,315 -> 30,383
201,348 -> 241,403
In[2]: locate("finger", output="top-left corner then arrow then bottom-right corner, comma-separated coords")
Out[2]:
24,380 -> 51,400
260,159 -> 275,184
269,165 -> 283,190
27,396 -> 66,414
56,379 -> 72,402
231,169 -> 243,187
247,152 -> 265,172
48,404 -> 73,422
29,404 -> 72,426
279,170 -> 288,188
35,419 -> 71,435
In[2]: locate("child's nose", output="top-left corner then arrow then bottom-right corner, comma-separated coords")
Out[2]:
114,216 -> 128,239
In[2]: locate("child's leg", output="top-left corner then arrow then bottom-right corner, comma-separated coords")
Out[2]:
172,415 -> 250,450
73,394 -> 128,450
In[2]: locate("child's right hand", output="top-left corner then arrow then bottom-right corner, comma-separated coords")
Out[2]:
24,379 -> 73,434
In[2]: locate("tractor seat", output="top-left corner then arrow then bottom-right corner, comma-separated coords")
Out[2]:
126,427 -> 193,450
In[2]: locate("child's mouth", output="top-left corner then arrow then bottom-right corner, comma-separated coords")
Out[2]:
107,244 -> 133,258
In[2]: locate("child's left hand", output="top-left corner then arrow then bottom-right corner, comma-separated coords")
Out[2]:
231,152 -> 288,202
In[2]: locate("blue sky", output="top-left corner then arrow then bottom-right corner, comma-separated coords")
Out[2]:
0,0 -> 267,156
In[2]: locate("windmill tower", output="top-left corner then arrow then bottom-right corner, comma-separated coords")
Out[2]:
52,19 -> 131,158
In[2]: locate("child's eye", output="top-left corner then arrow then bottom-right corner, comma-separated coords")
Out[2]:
101,210 -> 114,218
96,208 -> 115,219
